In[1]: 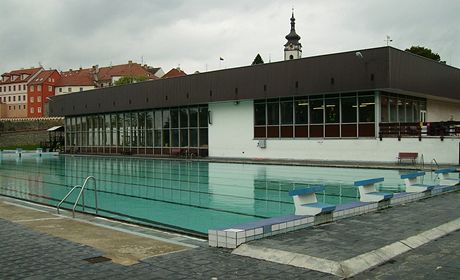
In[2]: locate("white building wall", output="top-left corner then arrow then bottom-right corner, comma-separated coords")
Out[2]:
208,100 -> 460,165
55,86 -> 96,95
427,99 -> 460,121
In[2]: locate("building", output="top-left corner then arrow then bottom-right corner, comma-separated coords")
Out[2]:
162,67 -> 187,79
49,45 -> 460,164
55,62 -> 159,96
94,61 -> 158,88
27,70 -> 61,118
0,67 -> 42,118
146,67 -> 165,79
55,68 -> 96,95
284,11 -> 302,60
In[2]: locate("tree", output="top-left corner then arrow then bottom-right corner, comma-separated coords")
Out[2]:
252,54 -> 264,65
405,46 -> 442,62
114,76 -> 148,86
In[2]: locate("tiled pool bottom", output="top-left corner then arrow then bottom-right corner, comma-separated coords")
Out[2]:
209,184 -> 460,248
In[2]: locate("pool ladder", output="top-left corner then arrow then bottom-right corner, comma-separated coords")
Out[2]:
57,176 -> 99,218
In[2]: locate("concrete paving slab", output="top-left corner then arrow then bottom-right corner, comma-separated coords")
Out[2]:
0,200 -> 188,266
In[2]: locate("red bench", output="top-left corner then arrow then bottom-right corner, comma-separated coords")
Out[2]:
397,152 -> 418,164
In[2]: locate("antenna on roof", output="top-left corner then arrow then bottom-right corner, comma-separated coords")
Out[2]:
385,35 -> 393,46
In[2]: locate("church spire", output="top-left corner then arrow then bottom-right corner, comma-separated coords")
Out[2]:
284,9 -> 302,60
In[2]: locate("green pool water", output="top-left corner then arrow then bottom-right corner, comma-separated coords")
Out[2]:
0,155 -> 439,235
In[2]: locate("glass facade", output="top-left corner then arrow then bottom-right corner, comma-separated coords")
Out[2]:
380,94 -> 426,123
65,105 -> 208,157
254,92 -> 376,138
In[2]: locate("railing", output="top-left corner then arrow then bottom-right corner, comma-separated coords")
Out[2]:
57,176 -> 98,218
379,121 -> 460,140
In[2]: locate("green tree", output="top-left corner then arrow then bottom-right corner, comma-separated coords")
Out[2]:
405,46 -> 442,62
252,54 -> 264,65
114,76 -> 148,86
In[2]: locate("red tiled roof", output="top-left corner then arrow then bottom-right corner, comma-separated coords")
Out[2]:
28,70 -> 60,85
56,69 -> 94,86
0,67 -> 42,85
96,63 -> 158,81
162,68 -> 187,79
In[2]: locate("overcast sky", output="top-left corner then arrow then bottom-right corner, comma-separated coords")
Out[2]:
0,0 -> 459,74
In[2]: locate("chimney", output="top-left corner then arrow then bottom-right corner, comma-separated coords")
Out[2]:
91,65 -> 99,73
128,60 -> 132,64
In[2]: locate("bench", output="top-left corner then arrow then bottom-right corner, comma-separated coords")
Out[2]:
354,177 -> 393,202
400,171 -> 436,193
288,186 -> 336,216
435,167 -> 460,186
397,152 -> 418,164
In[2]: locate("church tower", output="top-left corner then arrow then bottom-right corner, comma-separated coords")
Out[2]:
284,10 -> 302,60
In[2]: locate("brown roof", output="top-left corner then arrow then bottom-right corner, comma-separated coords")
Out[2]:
96,62 -> 158,81
56,69 -> 94,87
28,70 -> 60,85
0,67 -> 42,85
162,68 -> 187,79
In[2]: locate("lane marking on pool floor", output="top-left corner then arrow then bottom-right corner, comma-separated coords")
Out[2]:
232,217 -> 460,278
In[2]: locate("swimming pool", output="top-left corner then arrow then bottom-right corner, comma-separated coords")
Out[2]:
0,155 -> 439,236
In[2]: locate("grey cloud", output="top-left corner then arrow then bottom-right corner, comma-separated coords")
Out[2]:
0,0 -> 458,75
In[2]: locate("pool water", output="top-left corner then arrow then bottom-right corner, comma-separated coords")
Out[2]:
0,155 -> 440,235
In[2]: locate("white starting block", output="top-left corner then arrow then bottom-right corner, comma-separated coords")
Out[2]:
288,186 -> 336,216
435,167 -> 460,186
353,177 -> 393,202
400,171 -> 436,193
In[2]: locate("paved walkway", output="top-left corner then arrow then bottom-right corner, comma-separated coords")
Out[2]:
1,191 -> 460,279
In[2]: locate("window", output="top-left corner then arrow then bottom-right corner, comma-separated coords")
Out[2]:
38,96 -> 41,102
38,107 -> 41,113
358,96 -> 375,122
325,98 -> 339,123
310,98 -> 324,124
266,100 -> 279,125
30,97 -> 34,103
8,96 -> 11,102
13,85 -> 16,91
23,85 -> 26,90
37,85 -> 41,92
30,107 -> 34,113
68,87 -> 72,93
254,102 -> 266,126
280,99 -> 293,125
48,86 -> 52,92
59,88 -> 62,93
267,99 -> 279,137
13,96 -> 16,102
80,88 -> 83,92
0,87 -> 2,92
341,96 -> 357,123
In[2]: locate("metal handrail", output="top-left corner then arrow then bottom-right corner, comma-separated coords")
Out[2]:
56,176 -> 98,218
431,158 -> 439,170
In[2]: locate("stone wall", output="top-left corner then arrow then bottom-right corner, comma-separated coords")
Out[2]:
0,119 -> 63,148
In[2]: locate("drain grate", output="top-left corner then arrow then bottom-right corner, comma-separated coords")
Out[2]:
83,256 -> 112,264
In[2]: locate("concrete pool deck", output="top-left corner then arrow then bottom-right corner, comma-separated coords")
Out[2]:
1,190 -> 460,279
